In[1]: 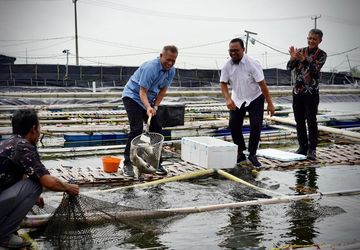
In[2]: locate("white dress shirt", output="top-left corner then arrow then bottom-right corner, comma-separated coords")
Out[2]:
220,54 -> 264,108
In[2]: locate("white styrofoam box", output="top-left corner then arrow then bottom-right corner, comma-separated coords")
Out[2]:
257,148 -> 307,161
181,136 -> 238,169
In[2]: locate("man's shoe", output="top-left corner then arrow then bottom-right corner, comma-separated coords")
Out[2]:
307,149 -> 317,161
121,163 -> 135,177
237,152 -> 246,163
156,164 -> 168,176
295,147 -> 308,155
248,155 -> 261,168
0,234 -> 31,249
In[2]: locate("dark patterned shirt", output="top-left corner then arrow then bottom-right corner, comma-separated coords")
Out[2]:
287,47 -> 327,95
0,135 -> 49,192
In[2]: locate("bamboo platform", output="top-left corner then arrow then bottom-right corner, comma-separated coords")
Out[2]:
256,144 -> 360,169
0,120 -> 231,135
48,158 -> 208,186
1,87 -> 359,99
48,143 -> 359,186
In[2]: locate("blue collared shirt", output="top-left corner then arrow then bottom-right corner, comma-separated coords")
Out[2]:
122,57 -> 176,109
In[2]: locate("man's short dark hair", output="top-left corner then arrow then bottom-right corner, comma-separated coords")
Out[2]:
230,38 -> 245,49
163,45 -> 178,54
309,29 -> 323,39
12,109 -> 39,136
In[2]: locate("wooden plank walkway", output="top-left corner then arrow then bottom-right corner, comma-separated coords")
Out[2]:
48,143 -> 359,186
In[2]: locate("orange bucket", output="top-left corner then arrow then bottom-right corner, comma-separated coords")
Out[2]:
101,156 -> 122,173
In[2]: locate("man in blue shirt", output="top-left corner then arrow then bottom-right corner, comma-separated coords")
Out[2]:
122,45 -> 178,177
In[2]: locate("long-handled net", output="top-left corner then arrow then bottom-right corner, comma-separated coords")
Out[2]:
130,132 -> 164,175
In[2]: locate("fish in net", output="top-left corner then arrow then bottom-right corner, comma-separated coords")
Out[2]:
130,132 -> 164,176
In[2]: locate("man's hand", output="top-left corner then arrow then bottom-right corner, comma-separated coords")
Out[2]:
147,106 -> 156,117
267,103 -> 275,116
289,46 -> 297,60
36,196 -> 44,208
296,51 -> 305,62
226,98 -> 236,111
65,183 -> 80,196
289,46 -> 305,62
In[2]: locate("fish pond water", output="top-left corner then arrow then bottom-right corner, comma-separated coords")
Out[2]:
29,157 -> 360,250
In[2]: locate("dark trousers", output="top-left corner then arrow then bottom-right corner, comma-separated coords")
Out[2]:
292,92 -> 319,151
123,97 -> 162,164
229,94 -> 264,156
0,179 -> 42,241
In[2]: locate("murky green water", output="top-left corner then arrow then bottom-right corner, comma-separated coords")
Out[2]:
30,159 -> 360,249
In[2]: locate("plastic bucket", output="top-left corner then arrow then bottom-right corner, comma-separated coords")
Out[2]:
130,132 -> 164,173
101,156 -> 122,173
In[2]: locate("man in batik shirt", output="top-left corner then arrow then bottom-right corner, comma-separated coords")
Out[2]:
0,109 -> 79,249
287,29 -> 327,160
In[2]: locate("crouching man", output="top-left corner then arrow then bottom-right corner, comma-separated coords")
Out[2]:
0,109 -> 79,249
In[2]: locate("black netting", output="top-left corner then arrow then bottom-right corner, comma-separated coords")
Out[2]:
44,193 -> 140,249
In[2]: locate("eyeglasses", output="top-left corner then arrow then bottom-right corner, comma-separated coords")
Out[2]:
228,49 -> 240,53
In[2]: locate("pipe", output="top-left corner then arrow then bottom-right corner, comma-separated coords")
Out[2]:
265,116 -> 360,140
85,168 -> 215,194
22,189 -> 360,228
217,169 -> 283,197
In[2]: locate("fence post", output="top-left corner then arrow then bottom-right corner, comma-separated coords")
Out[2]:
92,81 -> 96,92
100,66 -> 103,85
177,68 -> 181,87
9,64 -> 13,80
119,67 -> 122,82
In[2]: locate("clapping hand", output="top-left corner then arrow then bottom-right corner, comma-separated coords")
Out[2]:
289,46 -> 305,62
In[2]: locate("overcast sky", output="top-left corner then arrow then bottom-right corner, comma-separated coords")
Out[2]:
0,0 -> 359,72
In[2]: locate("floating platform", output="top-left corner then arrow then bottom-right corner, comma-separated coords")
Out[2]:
48,143 -> 360,186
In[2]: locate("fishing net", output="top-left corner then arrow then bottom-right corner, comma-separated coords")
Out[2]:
44,193 -> 145,250
130,132 -> 164,175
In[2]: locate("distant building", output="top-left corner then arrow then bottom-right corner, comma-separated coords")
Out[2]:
0,55 -> 16,64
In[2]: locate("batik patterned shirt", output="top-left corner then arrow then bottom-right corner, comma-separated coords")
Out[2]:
0,135 -> 49,192
287,47 -> 327,95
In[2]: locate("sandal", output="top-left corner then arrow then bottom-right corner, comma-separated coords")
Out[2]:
0,234 -> 31,249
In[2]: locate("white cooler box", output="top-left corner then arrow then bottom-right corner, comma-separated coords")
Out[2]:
181,136 -> 238,169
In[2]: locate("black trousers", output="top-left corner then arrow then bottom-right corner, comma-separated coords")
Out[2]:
123,97 -> 162,164
292,92 -> 319,151
229,94 -> 264,156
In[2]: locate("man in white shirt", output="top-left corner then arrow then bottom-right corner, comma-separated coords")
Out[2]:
220,38 -> 275,167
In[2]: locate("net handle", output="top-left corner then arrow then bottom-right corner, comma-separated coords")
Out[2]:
146,115 -> 152,133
